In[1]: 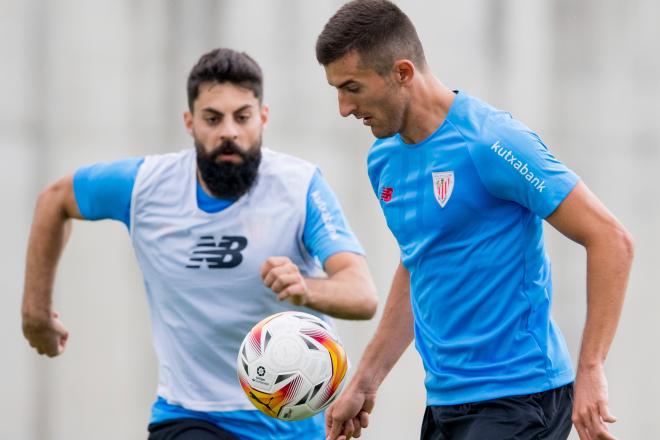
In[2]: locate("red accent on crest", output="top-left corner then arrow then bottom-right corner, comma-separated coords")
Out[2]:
381,187 -> 393,202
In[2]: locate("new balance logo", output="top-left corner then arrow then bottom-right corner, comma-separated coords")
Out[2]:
186,235 -> 248,269
490,141 -> 547,193
380,187 -> 393,202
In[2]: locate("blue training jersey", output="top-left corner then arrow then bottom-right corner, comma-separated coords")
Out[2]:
367,91 -> 579,405
72,153 -> 364,439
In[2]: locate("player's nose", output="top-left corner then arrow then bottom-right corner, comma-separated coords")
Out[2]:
338,93 -> 357,118
218,120 -> 239,141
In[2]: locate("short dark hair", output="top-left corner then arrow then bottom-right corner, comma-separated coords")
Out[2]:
315,0 -> 426,74
187,48 -> 263,111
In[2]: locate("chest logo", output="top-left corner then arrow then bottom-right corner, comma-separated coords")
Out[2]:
186,235 -> 248,269
432,171 -> 454,208
380,187 -> 394,202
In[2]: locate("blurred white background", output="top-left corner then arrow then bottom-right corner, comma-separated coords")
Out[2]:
1,0 -> 658,438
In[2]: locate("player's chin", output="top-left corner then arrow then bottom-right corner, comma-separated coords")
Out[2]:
370,124 -> 396,139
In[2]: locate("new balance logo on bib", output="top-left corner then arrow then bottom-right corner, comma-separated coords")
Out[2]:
186,235 -> 248,269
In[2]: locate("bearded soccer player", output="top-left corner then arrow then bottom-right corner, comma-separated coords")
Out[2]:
316,1 -> 634,439
21,47 -> 377,440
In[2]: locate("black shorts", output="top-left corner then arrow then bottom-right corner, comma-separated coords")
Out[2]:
421,383 -> 574,440
148,418 -> 240,440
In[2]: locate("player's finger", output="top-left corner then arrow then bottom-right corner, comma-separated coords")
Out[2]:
597,431 -> 616,440
585,406 -> 616,440
261,256 -> 292,277
277,284 -> 305,302
260,257 -> 287,279
599,402 -> 617,424
262,264 -> 294,287
572,411 -> 590,440
358,410 -> 369,428
342,418 -> 355,439
574,423 -> 591,440
327,417 -> 345,440
270,273 -> 300,293
57,331 -> 69,354
589,407 -> 607,439
352,416 -> 362,437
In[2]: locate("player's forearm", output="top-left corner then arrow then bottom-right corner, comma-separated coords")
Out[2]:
22,183 -> 75,322
305,263 -> 377,320
352,262 -> 414,392
577,225 -> 634,370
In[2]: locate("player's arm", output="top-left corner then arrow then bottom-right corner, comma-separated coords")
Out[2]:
546,181 -> 633,440
261,170 -> 377,320
261,252 -> 377,319
21,158 -> 142,357
21,175 -> 82,357
325,261 -> 413,440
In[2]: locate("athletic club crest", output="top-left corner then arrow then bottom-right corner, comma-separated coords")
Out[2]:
432,171 -> 454,208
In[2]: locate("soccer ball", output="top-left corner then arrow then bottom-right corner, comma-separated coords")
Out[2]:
237,311 -> 349,421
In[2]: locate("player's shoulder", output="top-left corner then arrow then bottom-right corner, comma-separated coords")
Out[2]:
140,148 -> 192,170
135,148 -> 193,185
450,92 -> 536,158
258,148 -> 318,193
141,148 -> 192,167
260,147 -> 317,175
448,91 -> 506,142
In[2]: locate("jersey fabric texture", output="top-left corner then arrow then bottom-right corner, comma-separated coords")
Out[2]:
73,148 -> 363,440
73,156 -> 358,266
367,91 -> 579,406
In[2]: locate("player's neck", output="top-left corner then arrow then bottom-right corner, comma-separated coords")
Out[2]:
399,74 -> 454,145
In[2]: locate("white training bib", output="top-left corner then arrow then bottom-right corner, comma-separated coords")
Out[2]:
130,148 -> 327,411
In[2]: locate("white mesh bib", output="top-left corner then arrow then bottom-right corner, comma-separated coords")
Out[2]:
130,148 -> 327,411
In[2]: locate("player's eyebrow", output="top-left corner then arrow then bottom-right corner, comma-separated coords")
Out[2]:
233,104 -> 254,114
201,107 -> 223,116
200,104 -> 253,116
333,79 -> 358,90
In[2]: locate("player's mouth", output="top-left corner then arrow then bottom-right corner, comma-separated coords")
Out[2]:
217,153 -> 242,162
358,115 -> 373,126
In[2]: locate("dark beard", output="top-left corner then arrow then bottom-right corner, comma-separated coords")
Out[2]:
195,138 -> 262,198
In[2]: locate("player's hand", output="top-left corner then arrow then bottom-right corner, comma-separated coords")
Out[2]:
325,380 -> 375,440
261,256 -> 310,306
22,310 -> 69,357
572,364 -> 617,440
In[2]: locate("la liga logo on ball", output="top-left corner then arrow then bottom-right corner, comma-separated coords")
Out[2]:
236,311 -> 349,420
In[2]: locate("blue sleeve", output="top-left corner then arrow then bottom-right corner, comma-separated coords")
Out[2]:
303,170 -> 365,266
72,157 -> 144,228
468,114 -> 579,218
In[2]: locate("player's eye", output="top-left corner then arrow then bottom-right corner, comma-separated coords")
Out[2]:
205,116 -> 219,125
236,113 -> 251,123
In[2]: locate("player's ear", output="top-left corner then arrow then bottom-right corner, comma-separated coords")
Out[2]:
260,104 -> 269,127
183,111 -> 193,136
393,59 -> 415,85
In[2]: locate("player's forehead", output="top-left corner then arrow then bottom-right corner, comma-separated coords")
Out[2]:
324,51 -> 377,88
193,81 -> 259,113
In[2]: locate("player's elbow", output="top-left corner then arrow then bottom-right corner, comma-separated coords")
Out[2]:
356,283 -> 378,320
36,176 -> 76,220
597,220 -> 635,269
615,224 -> 635,264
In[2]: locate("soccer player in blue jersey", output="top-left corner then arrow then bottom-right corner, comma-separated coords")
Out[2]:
20,48 -> 378,440
316,1 -> 634,439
